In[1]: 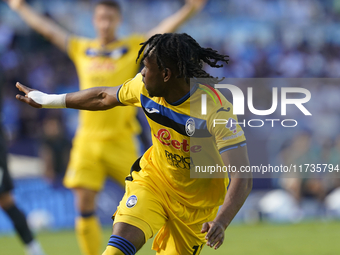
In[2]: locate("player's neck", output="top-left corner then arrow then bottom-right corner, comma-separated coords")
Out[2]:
98,35 -> 117,46
164,81 -> 190,104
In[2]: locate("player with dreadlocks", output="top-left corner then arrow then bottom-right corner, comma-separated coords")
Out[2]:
5,1 -> 207,254
16,33 -> 252,255
137,33 -> 228,82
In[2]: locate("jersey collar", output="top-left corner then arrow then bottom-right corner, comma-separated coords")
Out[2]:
167,83 -> 199,106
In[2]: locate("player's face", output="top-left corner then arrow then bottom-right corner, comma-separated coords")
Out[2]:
141,56 -> 167,98
93,5 -> 121,41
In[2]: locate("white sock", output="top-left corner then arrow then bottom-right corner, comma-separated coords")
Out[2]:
25,240 -> 46,255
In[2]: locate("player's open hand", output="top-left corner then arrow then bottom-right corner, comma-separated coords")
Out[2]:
4,0 -> 25,11
15,82 -> 42,108
185,0 -> 208,12
201,221 -> 225,250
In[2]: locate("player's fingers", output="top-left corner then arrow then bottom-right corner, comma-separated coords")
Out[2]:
16,94 -> 42,108
207,227 -> 222,247
15,94 -> 30,104
23,95 -> 41,108
205,224 -> 217,244
214,236 -> 224,250
210,232 -> 224,248
201,222 -> 209,233
16,82 -> 32,95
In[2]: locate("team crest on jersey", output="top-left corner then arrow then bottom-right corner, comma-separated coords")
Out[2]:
185,118 -> 195,137
126,195 -> 138,208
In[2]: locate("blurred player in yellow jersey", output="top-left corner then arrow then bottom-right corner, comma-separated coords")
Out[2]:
5,1 -> 207,254
16,33 -> 252,255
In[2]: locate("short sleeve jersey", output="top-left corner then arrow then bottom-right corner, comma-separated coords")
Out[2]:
117,74 -> 246,208
67,34 -> 146,139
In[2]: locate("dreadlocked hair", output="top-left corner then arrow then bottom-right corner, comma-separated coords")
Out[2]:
136,33 -> 229,85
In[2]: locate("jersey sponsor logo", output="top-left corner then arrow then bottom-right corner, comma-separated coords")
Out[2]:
223,130 -> 244,140
126,195 -> 138,208
165,150 -> 192,169
217,107 -> 230,113
154,128 -> 202,153
185,118 -> 195,137
87,59 -> 116,72
145,107 -> 160,114
225,117 -> 237,134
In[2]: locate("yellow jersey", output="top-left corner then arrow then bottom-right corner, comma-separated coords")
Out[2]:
117,73 -> 246,208
67,34 -> 146,140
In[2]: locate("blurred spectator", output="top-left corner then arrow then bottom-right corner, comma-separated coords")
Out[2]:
39,112 -> 71,187
278,131 -> 328,203
1,0 -> 340,155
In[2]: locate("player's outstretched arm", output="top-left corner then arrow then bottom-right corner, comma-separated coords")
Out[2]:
201,145 -> 252,250
4,0 -> 69,51
146,0 -> 208,38
15,83 -> 123,110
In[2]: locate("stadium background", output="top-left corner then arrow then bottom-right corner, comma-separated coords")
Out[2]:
0,0 -> 340,254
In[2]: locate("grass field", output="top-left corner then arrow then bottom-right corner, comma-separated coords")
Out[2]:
1,221 -> 339,255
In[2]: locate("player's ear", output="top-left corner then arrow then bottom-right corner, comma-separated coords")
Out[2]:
163,68 -> 171,82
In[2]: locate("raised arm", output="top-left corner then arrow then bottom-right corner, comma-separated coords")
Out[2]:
201,145 -> 253,250
5,0 -> 69,51
15,83 -> 123,110
146,0 -> 208,38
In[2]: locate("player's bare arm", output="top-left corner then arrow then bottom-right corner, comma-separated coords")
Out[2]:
4,0 -> 69,51
201,145 -> 252,250
146,0 -> 208,38
15,83 -> 123,110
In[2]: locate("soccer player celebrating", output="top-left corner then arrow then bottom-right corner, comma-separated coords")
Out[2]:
5,1 -> 207,254
0,89 -> 45,255
16,33 -> 252,255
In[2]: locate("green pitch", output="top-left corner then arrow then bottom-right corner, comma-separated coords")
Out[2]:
1,221 -> 339,255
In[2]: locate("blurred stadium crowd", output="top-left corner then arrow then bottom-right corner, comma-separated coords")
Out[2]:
1,0 -> 340,145
0,0 -> 340,230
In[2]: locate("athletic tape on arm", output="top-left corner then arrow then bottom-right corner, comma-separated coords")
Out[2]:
27,91 -> 67,108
